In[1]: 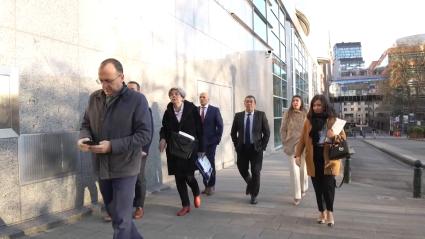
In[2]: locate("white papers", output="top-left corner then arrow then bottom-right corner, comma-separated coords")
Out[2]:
332,118 -> 346,135
178,131 -> 195,141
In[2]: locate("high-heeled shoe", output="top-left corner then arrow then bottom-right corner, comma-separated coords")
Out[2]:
194,195 -> 201,208
176,206 -> 190,216
326,211 -> 334,227
316,211 -> 326,224
326,211 -> 335,227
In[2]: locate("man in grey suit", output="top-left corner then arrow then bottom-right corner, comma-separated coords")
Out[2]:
231,95 -> 270,204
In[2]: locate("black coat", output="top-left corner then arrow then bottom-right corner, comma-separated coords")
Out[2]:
160,100 -> 204,175
230,110 -> 270,153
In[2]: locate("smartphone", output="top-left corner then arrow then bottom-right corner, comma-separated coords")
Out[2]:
83,140 -> 98,145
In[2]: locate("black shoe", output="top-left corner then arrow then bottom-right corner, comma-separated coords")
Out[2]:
250,195 -> 258,205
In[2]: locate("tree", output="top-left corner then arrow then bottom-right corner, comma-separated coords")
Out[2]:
385,44 -> 425,120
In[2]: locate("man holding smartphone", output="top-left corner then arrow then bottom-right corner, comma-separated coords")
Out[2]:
78,58 -> 152,239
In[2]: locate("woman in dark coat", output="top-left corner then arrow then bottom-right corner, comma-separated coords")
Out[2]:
159,87 -> 204,216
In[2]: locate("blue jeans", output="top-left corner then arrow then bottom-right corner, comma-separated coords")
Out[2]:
99,176 -> 143,239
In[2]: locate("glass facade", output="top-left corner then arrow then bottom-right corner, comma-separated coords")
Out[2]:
335,46 -> 362,59
266,0 -> 289,147
252,0 -> 311,148
294,34 -> 309,104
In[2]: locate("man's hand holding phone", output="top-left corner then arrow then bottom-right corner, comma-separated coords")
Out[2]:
77,138 -> 92,152
90,140 -> 112,154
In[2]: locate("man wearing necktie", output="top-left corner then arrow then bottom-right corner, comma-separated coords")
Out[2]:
198,92 -> 224,195
231,95 -> 270,204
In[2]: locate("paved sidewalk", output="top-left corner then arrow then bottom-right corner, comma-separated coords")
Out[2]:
22,140 -> 425,239
363,137 -> 425,165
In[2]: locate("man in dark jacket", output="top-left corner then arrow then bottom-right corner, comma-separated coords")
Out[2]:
127,81 -> 154,220
231,95 -> 270,205
199,92 -> 223,195
78,58 -> 152,239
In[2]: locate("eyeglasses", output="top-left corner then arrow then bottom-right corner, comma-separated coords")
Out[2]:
96,74 -> 122,85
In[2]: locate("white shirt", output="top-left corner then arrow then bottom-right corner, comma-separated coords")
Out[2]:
200,104 -> 209,117
174,103 -> 184,122
244,111 -> 254,144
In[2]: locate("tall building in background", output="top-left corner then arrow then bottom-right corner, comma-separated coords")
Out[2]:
330,42 -> 384,126
333,42 -> 365,80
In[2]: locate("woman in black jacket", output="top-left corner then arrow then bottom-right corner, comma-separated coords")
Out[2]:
159,87 -> 204,216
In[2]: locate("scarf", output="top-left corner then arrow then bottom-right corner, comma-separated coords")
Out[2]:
309,113 -> 328,144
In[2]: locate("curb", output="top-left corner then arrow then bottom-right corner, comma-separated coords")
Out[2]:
0,207 -> 92,239
362,139 -> 424,168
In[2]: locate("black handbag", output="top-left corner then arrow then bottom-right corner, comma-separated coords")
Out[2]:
169,132 -> 196,159
329,140 -> 350,160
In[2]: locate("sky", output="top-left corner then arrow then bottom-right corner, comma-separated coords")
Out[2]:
295,0 -> 425,66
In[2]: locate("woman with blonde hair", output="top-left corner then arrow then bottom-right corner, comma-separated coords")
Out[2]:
295,94 -> 346,227
280,95 -> 308,206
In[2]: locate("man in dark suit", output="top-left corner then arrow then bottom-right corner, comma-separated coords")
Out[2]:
199,92 -> 224,195
128,81 -> 154,220
231,95 -> 270,204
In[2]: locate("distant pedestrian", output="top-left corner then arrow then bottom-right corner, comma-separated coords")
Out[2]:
127,81 -> 154,220
231,95 -> 270,205
159,87 -> 204,216
280,95 -> 308,206
78,58 -> 152,239
198,92 -> 224,195
295,94 -> 346,227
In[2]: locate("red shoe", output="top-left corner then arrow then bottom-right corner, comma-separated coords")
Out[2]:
194,195 -> 201,208
176,206 -> 190,216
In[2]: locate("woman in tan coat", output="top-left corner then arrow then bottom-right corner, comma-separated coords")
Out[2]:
295,95 -> 346,227
280,95 -> 308,206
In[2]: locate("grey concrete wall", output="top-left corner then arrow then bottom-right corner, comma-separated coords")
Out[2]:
0,0 -> 273,225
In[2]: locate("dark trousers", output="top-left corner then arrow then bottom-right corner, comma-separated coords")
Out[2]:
175,173 -> 200,207
99,176 -> 143,239
204,144 -> 217,187
133,155 -> 148,208
312,144 -> 336,212
236,144 -> 263,197
311,175 -> 336,212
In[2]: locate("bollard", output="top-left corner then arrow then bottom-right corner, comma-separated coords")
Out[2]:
413,160 -> 422,198
344,155 -> 351,184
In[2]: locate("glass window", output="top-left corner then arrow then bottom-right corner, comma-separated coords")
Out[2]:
274,118 -> 282,147
271,0 -> 279,16
253,12 -> 267,41
282,80 -> 287,99
273,75 -> 282,96
268,12 -> 279,33
280,24 -> 286,44
281,66 -> 287,80
280,43 -> 286,61
273,61 -> 281,76
268,32 -> 280,55
253,0 -> 266,18
273,97 -> 284,117
279,7 -> 285,22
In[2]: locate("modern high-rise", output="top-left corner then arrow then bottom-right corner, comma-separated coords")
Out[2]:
330,42 -> 383,125
333,42 -> 365,79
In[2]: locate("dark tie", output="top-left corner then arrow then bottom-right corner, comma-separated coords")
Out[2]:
245,113 -> 251,144
201,107 -> 205,123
